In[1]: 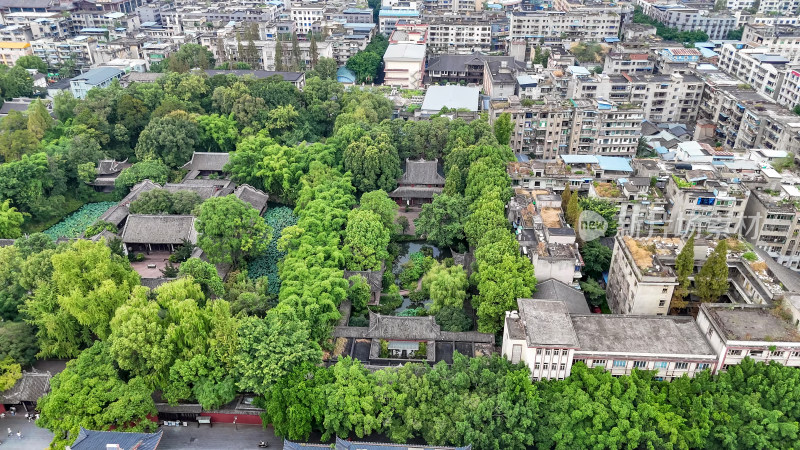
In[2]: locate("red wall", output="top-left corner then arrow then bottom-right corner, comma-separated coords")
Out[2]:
199,413 -> 262,425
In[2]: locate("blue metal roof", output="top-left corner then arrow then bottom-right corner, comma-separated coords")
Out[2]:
595,156 -> 633,172
604,37 -> 620,43
336,66 -> 356,84
699,48 -> 718,58
73,67 -> 124,85
80,27 -> 108,33
516,153 -> 530,162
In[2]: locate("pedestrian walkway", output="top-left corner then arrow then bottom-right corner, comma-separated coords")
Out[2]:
159,423 -> 281,449
0,413 -> 53,449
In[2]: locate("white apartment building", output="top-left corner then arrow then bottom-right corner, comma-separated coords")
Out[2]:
647,6 -> 736,40
697,303 -> 800,371
502,299 -> 718,381
378,6 -> 421,35
2,12 -> 71,40
743,187 -> 800,269
383,43 -> 425,88
490,97 -> 643,158
427,18 -> 492,54
421,0 -> 482,13
31,37 -> 103,72
607,235 -> 679,316
777,68 -> 800,110
665,171 -> 750,236
742,23 -> 800,63
509,10 -> 622,43
289,3 -> 325,35
756,0 -> 800,14
717,44 -> 795,102
0,41 -> 31,67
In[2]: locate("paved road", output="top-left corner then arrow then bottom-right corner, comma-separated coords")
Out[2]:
0,415 -> 283,450
0,414 -> 53,450
159,423 -> 282,449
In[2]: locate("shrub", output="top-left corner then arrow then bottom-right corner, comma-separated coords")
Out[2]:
84,220 -> 117,238
349,316 -> 369,327
742,251 -> 757,262
435,306 -> 472,332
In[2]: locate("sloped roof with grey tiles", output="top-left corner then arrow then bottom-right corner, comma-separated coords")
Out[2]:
399,159 -> 445,186
98,179 -> 161,226
0,371 -> 51,403
530,279 -> 590,314
71,427 -> 163,450
516,299 -> 580,348
179,152 -> 230,172
367,312 -> 440,340
234,184 -> 269,212
120,215 -> 196,245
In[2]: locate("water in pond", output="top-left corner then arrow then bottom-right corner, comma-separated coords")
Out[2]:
393,241 -> 448,274
396,297 -> 432,313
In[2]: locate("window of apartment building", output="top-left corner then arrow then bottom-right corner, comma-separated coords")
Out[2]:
661,288 -> 668,294
542,363 -> 549,370
613,360 -> 627,368
791,351 -> 800,358
770,350 -> 784,357
534,363 -> 540,370
592,360 -> 607,367
545,349 -> 551,356
697,363 -> 711,370
674,362 -> 689,370
658,300 -> 666,307
728,349 -> 742,356
562,350 -> 569,356
750,350 -> 763,357
633,361 -> 647,369
654,362 -> 669,369
536,349 -> 542,355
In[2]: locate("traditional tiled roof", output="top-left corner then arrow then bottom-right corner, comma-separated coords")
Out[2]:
98,179 -> 161,226
70,427 -> 163,450
0,371 -> 51,404
399,159 -> 445,186
531,279 -> 590,315
97,159 -> 131,175
367,312 -> 440,340
388,186 -> 443,199
179,152 -> 230,172
234,184 -> 269,213
120,215 -> 197,245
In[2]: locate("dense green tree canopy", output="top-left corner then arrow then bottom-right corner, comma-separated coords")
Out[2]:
195,195 -> 272,266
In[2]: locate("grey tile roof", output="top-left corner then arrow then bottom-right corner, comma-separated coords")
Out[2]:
516,299 -> 580,348
97,159 -> 131,175
99,179 -> 161,226
179,152 -> 230,172
399,159 -> 445,186
71,427 -> 163,450
367,312 -> 440,340
388,186 -> 443,199
0,371 -> 51,403
0,100 -> 32,115
530,279 -> 590,314
234,184 -> 269,213
0,239 -> 15,247
120,215 -> 197,245
571,315 -> 716,356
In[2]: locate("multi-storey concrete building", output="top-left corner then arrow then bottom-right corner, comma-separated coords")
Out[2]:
502,298 -> 718,381
607,235 -> 679,315
2,12 -> 72,40
699,83 -> 800,152
507,190 -> 583,287
421,0 -> 482,13
743,187 -> 800,269
664,169 -> 750,236
426,14 -> 494,54
568,71 -> 704,123
509,10 -> 623,43
717,44 -> 797,103
0,41 -> 31,67
491,97 -> 643,158
289,2 -> 325,35
645,5 -> 736,40
383,43 -> 426,88
697,303 -> 800,371
588,177 -> 669,236
378,5 -> 421,35
31,36 -> 103,72
602,51 -> 654,75
741,23 -> 800,63
777,68 -> 800,109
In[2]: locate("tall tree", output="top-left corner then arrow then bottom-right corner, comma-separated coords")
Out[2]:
343,134 -> 402,193
194,195 -> 272,266
672,232 -> 695,310
309,34 -> 319,67
235,312 -> 322,396
415,193 -> 469,250
0,199 -> 25,239
580,239 -> 612,280
358,189 -> 398,233
422,261 -> 468,314
134,110 -> 199,168
493,112 -> 513,146
275,38 -> 284,71
695,239 -> 729,303
36,342 -> 157,450
344,208 -> 390,271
